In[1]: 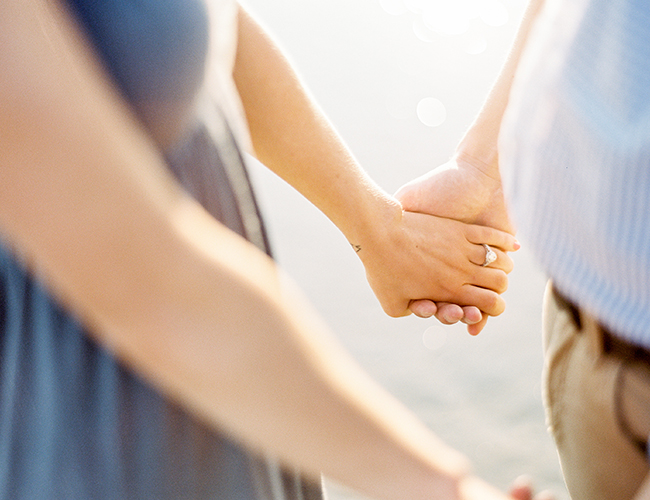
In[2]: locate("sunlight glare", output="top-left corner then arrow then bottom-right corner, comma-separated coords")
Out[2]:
379,0 -> 510,36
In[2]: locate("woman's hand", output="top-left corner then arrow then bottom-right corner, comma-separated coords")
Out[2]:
355,200 -> 517,319
394,154 -> 516,334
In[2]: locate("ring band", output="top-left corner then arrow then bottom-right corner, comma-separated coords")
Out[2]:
482,244 -> 497,267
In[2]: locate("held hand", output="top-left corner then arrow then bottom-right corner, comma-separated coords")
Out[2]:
460,475 -> 555,500
508,476 -> 556,500
357,207 -> 517,319
395,153 -> 514,234
395,154 -> 515,334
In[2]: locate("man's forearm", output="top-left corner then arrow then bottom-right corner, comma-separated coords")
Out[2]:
457,0 -> 546,176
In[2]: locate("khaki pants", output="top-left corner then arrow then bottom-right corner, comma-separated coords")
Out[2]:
543,283 -> 650,500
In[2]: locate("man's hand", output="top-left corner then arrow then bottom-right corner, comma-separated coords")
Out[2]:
396,153 -> 513,233
395,154 -> 515,335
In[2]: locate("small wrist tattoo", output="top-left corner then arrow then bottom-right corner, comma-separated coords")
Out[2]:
351,243 -> 362,253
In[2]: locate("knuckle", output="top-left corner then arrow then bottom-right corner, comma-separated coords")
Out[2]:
478,226 -> 493,242
481,292 -> 504,316
434,312 -> 453,324
495,272 -> 509,294
492,296 -> 506,316
384,302 -> 410,318
462,224 -> 477,241
468,225 -> 485,243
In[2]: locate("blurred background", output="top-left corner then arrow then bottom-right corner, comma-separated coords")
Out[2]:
241,0 -> 569,498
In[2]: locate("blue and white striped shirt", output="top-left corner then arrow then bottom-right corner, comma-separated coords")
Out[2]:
500,0 -> 650,347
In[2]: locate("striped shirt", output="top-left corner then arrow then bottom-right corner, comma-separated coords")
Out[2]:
500,0 -> 650,347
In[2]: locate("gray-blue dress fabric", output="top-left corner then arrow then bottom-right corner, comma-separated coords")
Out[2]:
0,1 -> 322,498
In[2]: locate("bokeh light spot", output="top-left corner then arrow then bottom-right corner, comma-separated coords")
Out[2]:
417,97 -> 447,127
423,326 -> 447,351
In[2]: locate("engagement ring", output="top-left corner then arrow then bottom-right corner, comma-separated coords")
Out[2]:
482,244 -> 497,267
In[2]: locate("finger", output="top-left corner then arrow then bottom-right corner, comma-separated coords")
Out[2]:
466,224 -> 520,253
508,476 -> 534,500
409,299 -> 437,318
460,306 -> 482,325
467,267 -> 509,295
382,299 -> 413,318
434,303 -> 465,324
510,488 -> 533,500
466,315 -> 488,336
459,286 -> 506,317
534,491 -> 556,500
470,245 -> 514,273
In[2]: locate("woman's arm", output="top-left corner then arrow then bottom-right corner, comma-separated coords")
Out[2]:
233,6 -> 518,319
0,2 -> 515,499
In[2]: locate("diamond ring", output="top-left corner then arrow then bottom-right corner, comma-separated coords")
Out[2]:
481,244 -> 497,267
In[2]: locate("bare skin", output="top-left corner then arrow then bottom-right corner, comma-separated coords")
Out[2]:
396,153 -> 515,333
395,0 -> 546,335
0,1 -> 524,499
234,8 -> 518,319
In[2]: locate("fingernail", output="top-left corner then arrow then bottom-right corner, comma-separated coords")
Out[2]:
513,239 -> 521,251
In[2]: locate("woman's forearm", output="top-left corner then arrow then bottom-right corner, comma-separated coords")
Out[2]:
0,2 -> 473,499
232,6 -> 519,320
233,7 -> 400,250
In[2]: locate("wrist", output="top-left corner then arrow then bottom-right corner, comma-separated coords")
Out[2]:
456,129 -> 501,181
454,147 -> 501,184
346,190 -> 403,258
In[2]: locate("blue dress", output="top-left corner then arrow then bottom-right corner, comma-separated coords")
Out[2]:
0,1 -> 322,498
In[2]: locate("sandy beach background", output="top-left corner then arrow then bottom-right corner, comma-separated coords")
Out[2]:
241,0 -> 570,498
